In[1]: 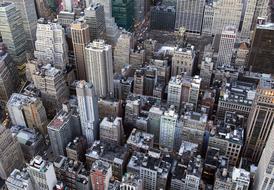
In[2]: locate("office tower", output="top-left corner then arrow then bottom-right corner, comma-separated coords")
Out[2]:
171,45 -> 196,77
241,0 -> 257,40
189,75 -> 201,110
11,126 -> 46,161
235,42 -> 249,68
76,81 -> 99,145
129,48 -> 145,71
100,117 -> 124,145
159,106 -> 178,151
63,0 -> 73,12
84,3 -> 106,41
248,23 -> 274,74
148,106 -> 164,145
34,18 -> 69,70
7,93 -> 48,135
66,137 -> 87,162
254,0 -> 270,22
98,98 -> 122,119
150,5 -> 176,31
202,2 -> 214,35
90,160 -> 112,190
134,0 -> 145,23
5,0 -> 37,51
254,126 -> 274,189
217,26 -> 237,66
200,56 -> 214,89
112,0 -> 134,30
91,0 -> 120,45
231,167 -> 250,189
0,126 -> 24,179
0,2 -> 26,65
114,31 -> 133,73
133,69 -> 145,95
48,103 -> 81,156
175,0 -> 205,33
244,76 -> 274,163
0,47 -> 19,102
6,168 -> 34,190
167,76 -> 184,111
120,174 -> 143,190
71,19 -> 90,80
150,59 -> 171,85
85,40 -> 114,98
144,39 -> 157,62
212,0 -> 242,35
27,156 -> 57,190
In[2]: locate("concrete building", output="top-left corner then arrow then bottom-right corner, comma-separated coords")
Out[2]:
129,48 -> 145,72
76,81 -> 99,145
114,31 -> 133,73
112,0 -> 134,30
150,58 -> 171,85
48,103 -> 81,156
66,137 -> 87,163
231,167 -> 250,189
84,3 -> 105,41
6,168 -> 34,190
147,106 -> 164,145
213,157 -> 232,190
175,0 -> 205,33
127,128 -> 154,152
34,18 -> 69,70
90,160 -> 112,190
171,45 -> 196,77
71,18 -> 90,80
240,0 -> 257,40
167,76 -> 184,111
150,5 -> 176,31
133,69 -> 145,95
202,2 -> 214,35
160,106 -> 178,151
7,93 -> 48,135
217,26 -> 237,66
120,174 -> 143,190
0,126 -> 24,179
27,156 -> 57,190
85,40 -> 114,98
200,56 -> 214,89
235,42 -> 249,68
98,98 -> 122,119
0,2 -> 26,65
100,117 -> 124,145
244,75 -> 274,163
76,167 -> 91,190
144,39 -> 157,62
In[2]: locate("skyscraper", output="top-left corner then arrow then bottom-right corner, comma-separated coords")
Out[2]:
76,81 -> 99,145
175,0 -> 205,33
71,18 -> 90,80
85,40 -> 114,98
112,0 -> 134,30
240,0 -> 257,40
243,75 -> 274,163
0,125 -> 24,179
0,2 -> 26,65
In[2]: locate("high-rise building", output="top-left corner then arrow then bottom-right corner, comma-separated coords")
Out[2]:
202,2 -> 214,35
85,40 -> 114,98
84,3 -> 106,41
0,126 -> 24,179
27,156 -> 57,190
127,128 -> 154,152
148,106 -> 164,145
100,117 -> 124,145
0,2 -> 26,65
34,18 -> 69,70
90,160 -> 112,190
248,23 -> 274,74
175,0 -> 205,33
217,26 -> 237,66
71,18 -> 90,80
150,5 -> 176,31
76,81 -> 99,145
235,42 -> 249,68
120,174 -> 143,190
7,93 -> 48,135
5,0 -> 37,51
200,56 -> 214,89
243,75 -> 274,163
66,136 -> 87,162
231,167 -> 250,190
6,168 -> 34,190
240,0 -> 257,40
112,0 -> 134,30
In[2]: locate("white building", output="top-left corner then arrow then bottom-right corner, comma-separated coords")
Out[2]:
231,167 -> 250,189
240,0 -> 257,40
100,117 -> 124,145
85,40 -> 114,98
120,174 -> 143,190
27,156 -> 57,190
6,168 -> 34,190
76,81 -> 99,145
167,76 -> 184,111
217,26 -> 237,66
202,3 -> 214,35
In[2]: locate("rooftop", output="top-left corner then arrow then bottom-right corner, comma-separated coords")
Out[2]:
54,156 -> 83,174
11,126 -> 42,146
8,93 -> 38,108
35,64 -> 61,77
91,160 -> 111,175
127,128 -> 154,151
6,168 -> 31,188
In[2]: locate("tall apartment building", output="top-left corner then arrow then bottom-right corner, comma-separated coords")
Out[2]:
76,81 -> 99,145
211,0 -> 242,35
48,103 -> 81,156
167,76 -> 184,111
100,117 -> 124,145
90,160 -> 112,190
114,31 -> 133,73
200,56 -> 214,89
175,0 -> 205,33
84,3 -> 106,41
248,23 -> 274,74
5,0 -> 37,51
159,106 -> 178,151
6,168 -> 34,190
240,0 -> 257,40
244,75 -> 274,163
71,18 -> 90,80
112,0 -> 134,30
0,126 -> 24,179
202,2 -> 214,35
171,45 -> 196,77
0,49 -> 19,102
217,26 -> 237,66
34,18 -> 69,70
27,156 -> 57,190
7,93 -> 48,135
0,2 -> 26,65
85,40 -> 114,98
